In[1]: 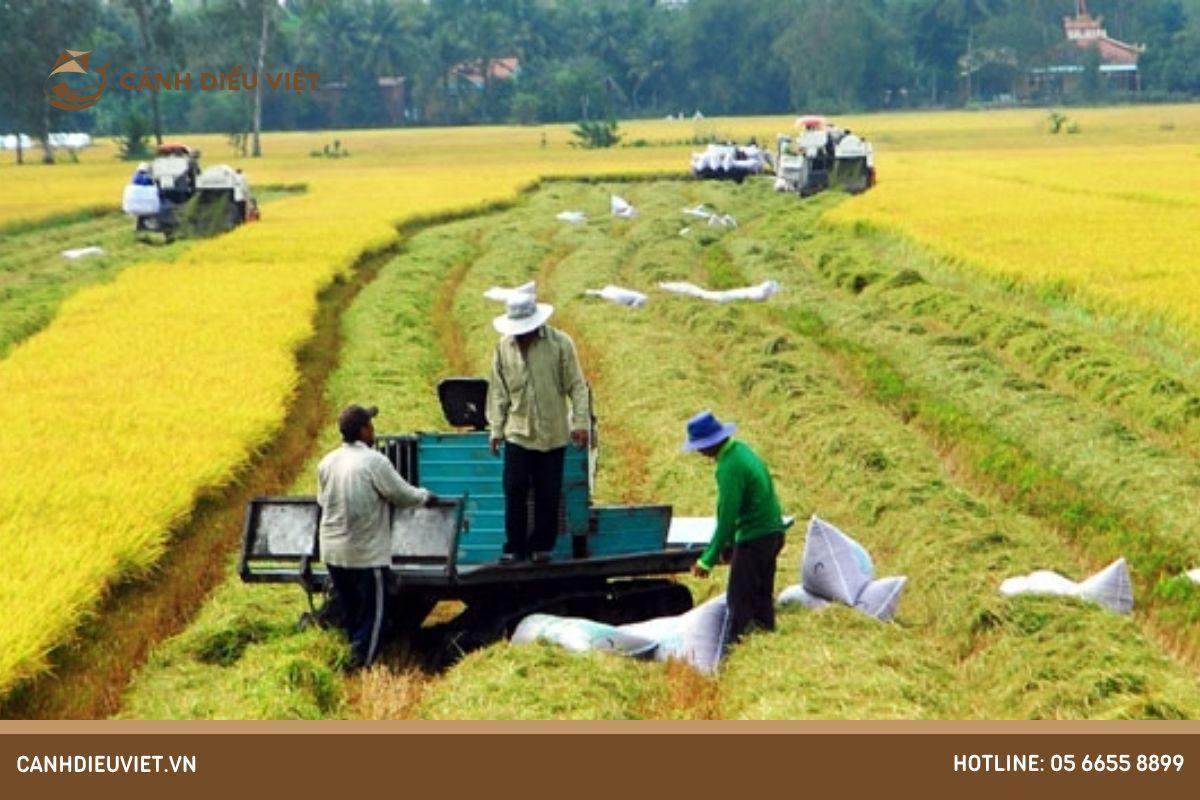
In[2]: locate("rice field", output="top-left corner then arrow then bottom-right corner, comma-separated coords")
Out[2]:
125,177 -> 1200,720
2,104 -> 1200,715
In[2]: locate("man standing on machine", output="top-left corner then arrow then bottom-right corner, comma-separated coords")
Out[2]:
487,293 -> 591,564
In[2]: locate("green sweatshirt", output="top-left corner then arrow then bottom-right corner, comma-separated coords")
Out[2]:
698,439 -> 785,570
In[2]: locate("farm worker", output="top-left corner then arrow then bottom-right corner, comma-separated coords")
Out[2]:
317,404 -> 439,670
684,411 -> 786,644
131,162 -> 154,186
487,293 -> 590,565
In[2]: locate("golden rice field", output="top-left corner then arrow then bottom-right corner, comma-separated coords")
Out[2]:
0,104 -> 1198,698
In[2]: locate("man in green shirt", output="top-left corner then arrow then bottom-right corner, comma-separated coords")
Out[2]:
684,410 -> 786,643
487,293 -> 591,564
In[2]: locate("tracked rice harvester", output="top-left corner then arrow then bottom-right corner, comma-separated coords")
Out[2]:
774,115 -> 875,196
239,378 -> 702,662
125,143 -> 258,240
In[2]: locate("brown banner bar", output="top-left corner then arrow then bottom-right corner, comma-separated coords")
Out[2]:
2,725 -> 1198,799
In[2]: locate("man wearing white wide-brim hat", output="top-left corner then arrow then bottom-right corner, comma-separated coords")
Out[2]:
487,293 -> 590,564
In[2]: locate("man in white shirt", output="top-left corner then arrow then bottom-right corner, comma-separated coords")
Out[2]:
317,404 -> 436,670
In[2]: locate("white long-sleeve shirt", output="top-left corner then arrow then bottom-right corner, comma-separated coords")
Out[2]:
317,441 -> 430,568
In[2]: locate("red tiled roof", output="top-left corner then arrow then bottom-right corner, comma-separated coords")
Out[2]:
1076,37 -> 1139,65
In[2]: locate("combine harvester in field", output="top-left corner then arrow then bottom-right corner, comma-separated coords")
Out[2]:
239,379 -> 702,662
774,115 -> 876,196
121,143 -> 258,241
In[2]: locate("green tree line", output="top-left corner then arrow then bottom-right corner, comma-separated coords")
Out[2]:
2,0 -> 1199,158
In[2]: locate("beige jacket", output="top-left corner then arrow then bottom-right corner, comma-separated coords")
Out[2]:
317,442 -> 429,568
487,325 -> 589,452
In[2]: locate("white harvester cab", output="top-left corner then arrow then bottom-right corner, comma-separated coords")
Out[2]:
833,134 -> 876,194
195,164 -> 256,230
151,154 -> 192,195
149,144 -> 201,204
775,116 -> 834,196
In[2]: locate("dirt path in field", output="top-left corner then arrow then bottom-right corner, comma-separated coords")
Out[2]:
431,229 -> 485,376
533,241 -> 654,505
1,239 -> 397,719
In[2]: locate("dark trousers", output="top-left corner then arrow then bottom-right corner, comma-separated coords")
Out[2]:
725,531 -> 785,644
327,565 -> 387,667
503,442 -> 566,557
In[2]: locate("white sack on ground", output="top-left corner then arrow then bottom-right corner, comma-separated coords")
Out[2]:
621,594 -> 730,676
1188,568 -> 1200,584
61,246 -> 104,260
1076,559 -> 1134,614
777,584 -> 830,611
483,281 -> 536,303
800,515 -> 876,606
610,194 -> 637,218
658,280 -> 780,304
854,577 -> 907,622
510,614 -> 657,656
777,515 -> 907,621
999,558 -> 1133,614
584,285 -> 647,308
680,204 -> 737,227
556,210 -> 587,224
511,594 -> 732,675
122,184 -> 160,216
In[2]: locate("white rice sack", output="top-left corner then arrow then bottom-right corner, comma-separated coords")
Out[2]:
854,576 -> 907,621
511,613 -> 657,656
622,594 -> 729,675
1188,568 -> 1200,585
1000,558 -> 1134,615
122,183 -> 160,216
483,281 -> 536,303
584,285 -> 647,308
610,194 -> 637,218
1076,558 -> 1133,615
777,584 -> 830,610
999,570 -> 1079,598
801,515 -> 875,605
61,246 -> 104,260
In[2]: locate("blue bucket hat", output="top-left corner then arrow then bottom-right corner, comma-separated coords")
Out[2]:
682,410 -> 737,453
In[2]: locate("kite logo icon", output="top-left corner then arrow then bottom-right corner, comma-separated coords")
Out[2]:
45,49 -> 109,111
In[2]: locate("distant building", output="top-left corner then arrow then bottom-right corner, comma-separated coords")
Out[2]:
1029,1 -> 1144,95
316,76 -> 408,126
448,57 -> 521,93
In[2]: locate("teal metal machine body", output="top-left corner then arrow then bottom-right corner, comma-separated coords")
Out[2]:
413,431 -> 669,564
